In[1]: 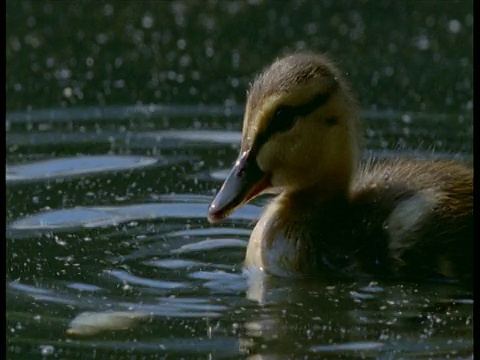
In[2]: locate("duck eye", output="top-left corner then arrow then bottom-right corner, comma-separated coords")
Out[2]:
253,106 -> 297,150
270,106 -> 296,133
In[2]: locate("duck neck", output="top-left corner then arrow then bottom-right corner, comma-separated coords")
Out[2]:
281,188 -> 349,217
287,173 -> 352,205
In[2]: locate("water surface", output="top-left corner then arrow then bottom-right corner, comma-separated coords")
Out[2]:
6,1 -> 473,359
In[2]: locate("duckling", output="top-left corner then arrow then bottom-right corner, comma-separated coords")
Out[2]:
207,52 -> 473,282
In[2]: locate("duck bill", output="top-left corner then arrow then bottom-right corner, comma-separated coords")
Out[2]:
207,149 -> 270,224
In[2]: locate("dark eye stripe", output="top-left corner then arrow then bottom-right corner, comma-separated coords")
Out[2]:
253,86 -> 337,151
295,89 -> 335,117
253,107 -> 293,151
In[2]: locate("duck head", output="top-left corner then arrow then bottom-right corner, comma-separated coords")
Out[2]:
208,53 -> 361,223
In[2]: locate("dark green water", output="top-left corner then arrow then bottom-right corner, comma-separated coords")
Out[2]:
6,1 -> 473,359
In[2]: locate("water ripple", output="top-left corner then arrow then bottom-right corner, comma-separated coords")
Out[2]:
103,269 -> 186,289
6,155 -> 158,183
171,239 -> 247,254
8,202 -> 260,233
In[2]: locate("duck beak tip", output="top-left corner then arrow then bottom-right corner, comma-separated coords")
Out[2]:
207,204 -> 223,224
206,148 -> 270,224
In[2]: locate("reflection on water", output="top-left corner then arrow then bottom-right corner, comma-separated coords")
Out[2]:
8,201 -> 259,232
67,311 -> 151,336
6,155 -> 159,183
